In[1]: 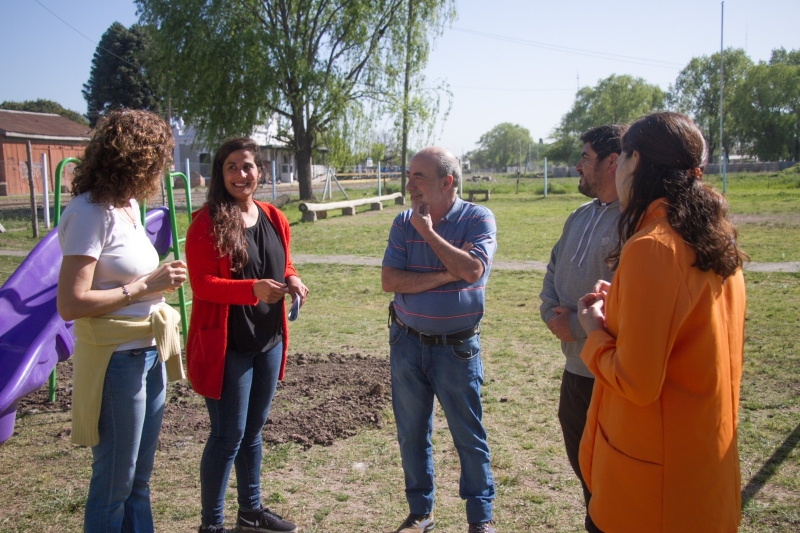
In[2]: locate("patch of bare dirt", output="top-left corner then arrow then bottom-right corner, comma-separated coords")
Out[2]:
16,352 -> 391,450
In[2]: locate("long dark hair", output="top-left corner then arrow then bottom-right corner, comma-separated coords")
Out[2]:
72,109 -> 173,205
207,137 -> 263,272
609,112 -> 747,279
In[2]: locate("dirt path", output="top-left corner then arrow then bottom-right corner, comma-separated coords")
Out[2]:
290,254 -> 799,273
1,250 -> 796,272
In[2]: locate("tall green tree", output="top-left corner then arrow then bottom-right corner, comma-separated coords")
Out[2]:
468,123 -> 533,170
667,48 -> 752,162
82,22 -> 163,127
0,99 -> 88,126
137,0 -> 453,200
386,0 -> 455,194
769,47 -> 800,67
546,74 -> 664,164
731,51 -> 800,161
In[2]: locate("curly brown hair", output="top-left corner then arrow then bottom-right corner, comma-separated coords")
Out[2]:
609,112 -> 747,279
207,137 -> 264,272
71,109 -> 174,206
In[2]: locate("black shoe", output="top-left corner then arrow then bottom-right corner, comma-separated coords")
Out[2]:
468,521 -> 495,533
199,525 -> 228,533
395,513 -> 435,533
236,507 -> 297,532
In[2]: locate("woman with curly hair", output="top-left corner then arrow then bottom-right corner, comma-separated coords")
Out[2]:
57,109 -> 187,532
185,137 -> 308,533
576,112 -> 747,532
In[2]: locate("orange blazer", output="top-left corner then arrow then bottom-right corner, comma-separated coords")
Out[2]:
579,199 -> 746,533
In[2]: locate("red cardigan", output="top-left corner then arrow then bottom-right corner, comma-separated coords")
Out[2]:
185,200 -> 298,399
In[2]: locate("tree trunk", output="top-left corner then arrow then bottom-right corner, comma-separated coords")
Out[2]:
296,142 -> 314,200
291,109 -> 314,201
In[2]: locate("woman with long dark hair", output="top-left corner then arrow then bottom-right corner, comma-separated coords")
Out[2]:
577,112 -> 747,532
57,109 -> 187,532
185,137 -> 307,533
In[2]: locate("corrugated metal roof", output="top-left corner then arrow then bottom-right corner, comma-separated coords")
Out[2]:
0,109 -> 91,141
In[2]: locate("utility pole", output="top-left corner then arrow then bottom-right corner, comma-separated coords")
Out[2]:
400,0 -> 414,202
719,1 -> 726,193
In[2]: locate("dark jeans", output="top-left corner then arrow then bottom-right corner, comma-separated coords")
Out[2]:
200,343 -> 282,527
558,369 -> 603,533
389,323 -> 494,524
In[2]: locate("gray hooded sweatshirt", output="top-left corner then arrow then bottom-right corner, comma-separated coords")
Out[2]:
539,198 -> 620,378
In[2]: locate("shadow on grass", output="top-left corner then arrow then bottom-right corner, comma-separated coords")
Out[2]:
741,421 -> 800,507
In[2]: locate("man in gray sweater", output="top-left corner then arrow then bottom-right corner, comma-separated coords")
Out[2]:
539,124 -> 626,533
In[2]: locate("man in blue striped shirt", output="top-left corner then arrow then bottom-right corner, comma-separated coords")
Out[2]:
382,146 -> 497,533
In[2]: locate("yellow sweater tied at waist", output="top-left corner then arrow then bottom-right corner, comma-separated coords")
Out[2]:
71,303 -> 185,446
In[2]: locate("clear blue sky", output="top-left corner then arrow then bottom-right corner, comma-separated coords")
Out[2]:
2,0 -> 799,155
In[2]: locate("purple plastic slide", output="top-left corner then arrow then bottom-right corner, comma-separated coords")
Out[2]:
0,207 -> 173,443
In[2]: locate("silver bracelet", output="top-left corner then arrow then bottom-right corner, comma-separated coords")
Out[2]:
121,285 -> 132,306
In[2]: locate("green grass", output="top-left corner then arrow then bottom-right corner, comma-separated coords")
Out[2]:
280,177 -> 800,263
0,255 -> 24,281
0,265 -> 798,532
0,174 -> 799,531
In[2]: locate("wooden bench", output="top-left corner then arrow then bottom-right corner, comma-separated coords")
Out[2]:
466,189 -> 490,202
298,192 -> 404,222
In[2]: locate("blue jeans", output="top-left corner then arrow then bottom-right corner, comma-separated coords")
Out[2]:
200,343 -> 282,527
84,347 -> 165,533
389,323 -> 494,524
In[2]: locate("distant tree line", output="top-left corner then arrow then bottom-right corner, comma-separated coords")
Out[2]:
471,47 -> 800,169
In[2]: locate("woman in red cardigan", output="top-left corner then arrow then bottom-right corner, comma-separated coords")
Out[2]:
185,137 -> 307,533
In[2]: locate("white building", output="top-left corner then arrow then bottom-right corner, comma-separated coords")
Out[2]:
171,117 -> 298,185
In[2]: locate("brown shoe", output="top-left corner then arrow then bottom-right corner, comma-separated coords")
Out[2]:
395,513 -> 435,532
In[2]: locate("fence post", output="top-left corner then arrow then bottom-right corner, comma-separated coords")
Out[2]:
26,141 -> 38,238
41,153 -> 50,229
543,157 -> 548,198
271,161 -> 277,202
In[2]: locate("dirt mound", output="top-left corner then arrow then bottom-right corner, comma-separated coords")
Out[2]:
16,352 -> 392,450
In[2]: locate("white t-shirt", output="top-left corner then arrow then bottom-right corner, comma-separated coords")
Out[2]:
58,192 -> 164,350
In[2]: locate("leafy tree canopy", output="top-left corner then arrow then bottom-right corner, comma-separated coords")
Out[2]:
82,22 -> 163,127
0,99 -> 88,127
770,47 -> 800,66
137,0 -> 453,200
546,74 -> 664,165
667,48 -> 752,162
731,53 -> 800,161
468,123 -> 533,170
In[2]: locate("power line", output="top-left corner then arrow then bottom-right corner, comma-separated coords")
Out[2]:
451,27 -> 684,70
32,0 -> 139,70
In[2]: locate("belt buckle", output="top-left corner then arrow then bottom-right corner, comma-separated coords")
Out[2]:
418,331 -> 438,345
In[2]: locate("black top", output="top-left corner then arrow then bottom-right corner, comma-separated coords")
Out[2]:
227,208 -> 286,353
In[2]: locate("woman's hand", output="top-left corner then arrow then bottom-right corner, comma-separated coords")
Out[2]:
593,279 -> 611,298
286,275 -> 309,307
253,279 -> 289,304
142,260 -> 187,295
578,289 -> 608,335
57,257 -> 187,321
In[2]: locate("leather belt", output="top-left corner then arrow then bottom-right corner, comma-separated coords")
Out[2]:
392,315 -> 480,346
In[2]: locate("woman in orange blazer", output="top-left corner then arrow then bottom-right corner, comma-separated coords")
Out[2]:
577,112 -> 747,533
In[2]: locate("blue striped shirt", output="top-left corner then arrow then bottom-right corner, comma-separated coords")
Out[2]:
383,197 -> 497,335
